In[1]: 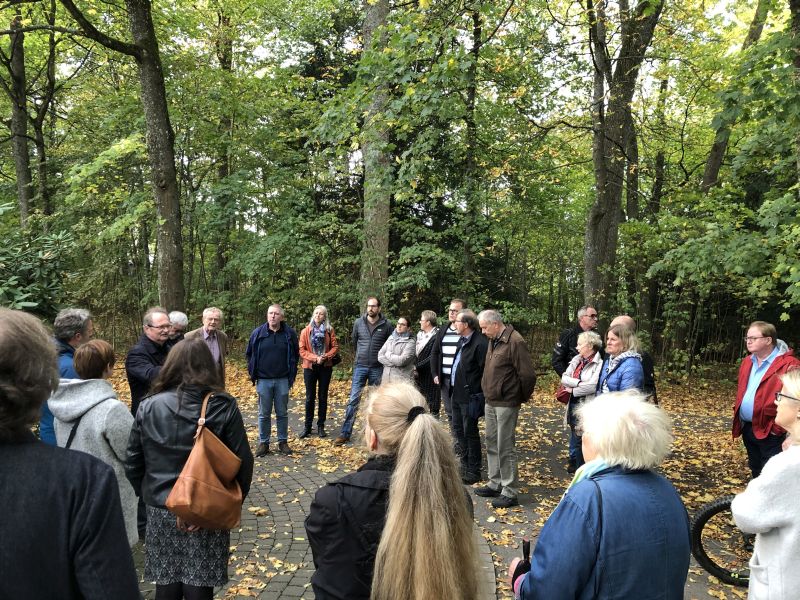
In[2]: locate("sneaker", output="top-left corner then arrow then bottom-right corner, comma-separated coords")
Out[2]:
492,495 -> 520,509
278,441 -> 292,455
317,425 -> 327,438
333,435 -> 350,446
298,428 -> 312,439
474,485 -> 501,498
255,442 -> 270,457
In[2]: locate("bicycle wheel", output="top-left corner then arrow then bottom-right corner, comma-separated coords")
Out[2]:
690,495 -> 750,587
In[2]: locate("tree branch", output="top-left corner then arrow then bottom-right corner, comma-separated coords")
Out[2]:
58,0 -> 141,58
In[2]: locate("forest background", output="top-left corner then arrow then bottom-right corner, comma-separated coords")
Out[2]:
2,0 -> 799,373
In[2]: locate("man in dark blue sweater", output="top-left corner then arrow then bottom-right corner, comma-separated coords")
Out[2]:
246,304 -> 299,456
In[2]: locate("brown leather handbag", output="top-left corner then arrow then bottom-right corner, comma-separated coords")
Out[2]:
166,392 -> 243,530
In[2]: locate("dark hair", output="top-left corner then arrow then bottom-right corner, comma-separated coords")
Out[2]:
74,340 -> 115,379
450,298 -> 466,309
457,309 -> 479,331
149,338 -> 222,395
367,296 -> 381,307
0,309 -> 59,439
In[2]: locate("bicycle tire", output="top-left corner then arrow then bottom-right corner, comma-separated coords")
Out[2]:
690,494 -> 750,587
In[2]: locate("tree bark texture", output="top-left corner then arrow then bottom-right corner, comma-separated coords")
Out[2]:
583,0 -> 664,309
790,0 -> 800,185
359,0 -> 392,298
9,16 -> 34,226
700,0 -> 772,192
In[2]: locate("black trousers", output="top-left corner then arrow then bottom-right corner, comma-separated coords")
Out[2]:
303,365 -> 333,429
741,420 -> 784,478
452,401 -> 481,478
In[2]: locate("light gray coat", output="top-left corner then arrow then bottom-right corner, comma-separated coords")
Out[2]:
48,378 -> 138,546
378,333 -> 416,381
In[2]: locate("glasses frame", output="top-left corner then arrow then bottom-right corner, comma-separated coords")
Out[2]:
775,391 -> 800,405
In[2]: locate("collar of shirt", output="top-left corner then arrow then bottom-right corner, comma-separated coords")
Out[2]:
203,328 -> 216,340
750,344 -> 780,369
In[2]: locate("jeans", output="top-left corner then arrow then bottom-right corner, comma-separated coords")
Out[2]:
452,401 -> 481,479
567,399 -> 585,467
303,366 -> 333,429
485,404 -> 520,498
256,377 -> 289,443
340,365 -> 383,437
741,420 -> 784,478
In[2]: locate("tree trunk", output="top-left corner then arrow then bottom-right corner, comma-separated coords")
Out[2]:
701,0 -> 771,192
125,0 -> 184,310
359,0 -> 392,298
650,78 -> 668,217
583,0 -> 664,310
214,10 -> 234,285
790,0 -> 800,185
8,16 -> 34,226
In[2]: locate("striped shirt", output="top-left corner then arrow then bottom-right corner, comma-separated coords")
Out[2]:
440,326 -> 460,376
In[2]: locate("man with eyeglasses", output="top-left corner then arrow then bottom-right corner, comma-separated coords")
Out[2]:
334,297 -> 393,446
430,298 -> 466,425
551,305 -> 599,377
732,320 -> 800,478
126,306 -> 171,418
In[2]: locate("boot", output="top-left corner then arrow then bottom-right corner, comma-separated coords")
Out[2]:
278,441 -> 292,455
317,424 -> 327,438
255,442 -> 270,457
299,427 -> 312,439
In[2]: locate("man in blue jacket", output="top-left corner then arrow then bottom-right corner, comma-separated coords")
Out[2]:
334,297 -> 393,446
246,304 -> 299,456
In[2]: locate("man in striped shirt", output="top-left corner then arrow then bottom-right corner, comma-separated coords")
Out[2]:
430,298 -> 465,426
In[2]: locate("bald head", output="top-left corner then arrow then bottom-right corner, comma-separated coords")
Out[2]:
610,315 -> 636,331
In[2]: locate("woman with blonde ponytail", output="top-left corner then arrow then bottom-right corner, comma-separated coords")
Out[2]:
305,381 -> 479,600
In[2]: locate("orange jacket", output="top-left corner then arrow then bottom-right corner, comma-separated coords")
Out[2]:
299,324 -> 339,369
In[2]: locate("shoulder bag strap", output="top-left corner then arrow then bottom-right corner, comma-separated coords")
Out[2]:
195,392 -> 214,440
64,414 -> 84,449
591,478 -> 603,597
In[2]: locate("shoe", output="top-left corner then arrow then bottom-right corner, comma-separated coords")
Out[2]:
255,442 -> 270,457
492,495 -> 520,509
462,474 -> 480,485
333,435 -> 350,446
474,485 -> 501,498
278,441 -> 292,455
567,462 -> 577,474
298,428 -> 312,439
317,425 -> 327,438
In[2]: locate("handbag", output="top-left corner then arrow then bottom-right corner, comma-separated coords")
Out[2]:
165,392 -> 243,530
555,384 -> 571,405
330,352 -> 342,366
468,391 -> 486,419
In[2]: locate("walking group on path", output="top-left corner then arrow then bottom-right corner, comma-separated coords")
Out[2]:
1,300 -> 799,599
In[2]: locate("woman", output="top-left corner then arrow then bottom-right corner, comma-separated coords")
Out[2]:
561,330 -> 603,472
509,391 -> 690,599
125,338 -> 253,600
0,308 -> 139,599
305,381 -> 479,600
49,339 -> 138,545
414,310 -> 440,416
731,369 -> 800,600
298,305 -> 339,439
377,317 -> 416,382
596,324 -> 644,395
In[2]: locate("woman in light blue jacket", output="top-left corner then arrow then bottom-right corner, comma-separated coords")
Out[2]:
596,324 -> 644,395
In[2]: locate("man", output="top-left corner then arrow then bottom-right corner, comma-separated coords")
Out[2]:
609,314 -> 657,403
551,305 -> 598,376
126,307 -> 171,418
732,321 -> 800,478
430,298 -> 466,424
334,297 -> 393,446
246,304 -> 299,456
450,309 -> 488,485
40,308 -> 95,444
167,310 -> 188,343
476,310 -> 537,508
185,307 -> 229,385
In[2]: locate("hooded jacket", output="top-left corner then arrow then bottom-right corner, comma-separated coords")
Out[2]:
49,378 -> 137,546
377,332 -> 416,381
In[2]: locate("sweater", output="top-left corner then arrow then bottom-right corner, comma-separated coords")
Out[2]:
731,445 -> 800,600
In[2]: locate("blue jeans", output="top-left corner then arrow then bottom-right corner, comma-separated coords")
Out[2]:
340,366 -> 383,437
567,399 -> 585,467
256,377 -> 289,443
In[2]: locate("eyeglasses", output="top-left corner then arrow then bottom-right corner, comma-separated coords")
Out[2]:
454,319 -> 465,324
146,324 -> 170,331
744,336 -> 766,342
448,308 -> 459,312
584,314 -> 599,320
367,304 -> 379,308
775,392 -> 800,404
397,322 -> 408,327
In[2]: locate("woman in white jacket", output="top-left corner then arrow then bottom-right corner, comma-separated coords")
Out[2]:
561,331 -> 603,472
732,368 -> 800,600
378,318 -> 416,382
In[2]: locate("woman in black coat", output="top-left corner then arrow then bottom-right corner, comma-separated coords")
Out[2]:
414,310 -> 440,414
125,337 -> 253,600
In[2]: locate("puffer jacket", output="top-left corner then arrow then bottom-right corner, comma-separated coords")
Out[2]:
352,314 -> 393,369
377,333 -> 416,381
124,385 -> 254,507
596,353 -> 643,395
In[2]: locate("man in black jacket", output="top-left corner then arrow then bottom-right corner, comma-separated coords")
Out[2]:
334,297 -> 393,445
429,298 -> 465,425
551,305 -> 599,376
126,306 -> 171,417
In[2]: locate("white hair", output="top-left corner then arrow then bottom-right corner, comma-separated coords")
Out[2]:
168,311 -> 188,327
202,307 -> 222,320
577,390 -> 673,470
577,330 -> 603,350
477,309 -> 503,325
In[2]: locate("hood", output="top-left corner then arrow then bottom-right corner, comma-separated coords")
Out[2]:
48,378 -> 118,422
775,339 -> 790,357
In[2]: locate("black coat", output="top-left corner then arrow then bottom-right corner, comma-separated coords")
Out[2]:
0,432 -> 139,599
429,323 -> 454,382
125,333 -> 169,416
451,331 -> 489,404
551,324 -> 584,377
305,455 -> 395,600
125,385 -> 254,507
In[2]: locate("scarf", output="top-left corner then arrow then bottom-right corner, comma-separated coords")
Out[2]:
310,321 -> 327,356
566,457 -> 610,494
601,350 -> 641,393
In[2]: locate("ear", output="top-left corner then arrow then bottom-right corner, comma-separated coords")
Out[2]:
368,428 -> 379,452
